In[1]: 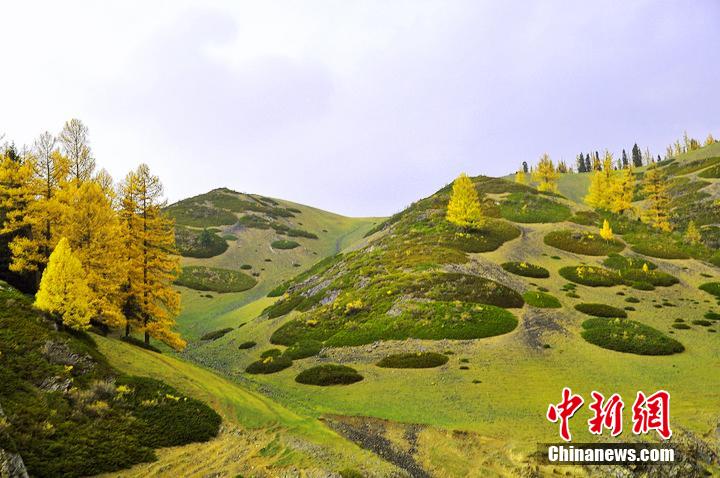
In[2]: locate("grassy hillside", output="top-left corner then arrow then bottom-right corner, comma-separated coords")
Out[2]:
165,188 -> 382,340
175,175 -> 720,475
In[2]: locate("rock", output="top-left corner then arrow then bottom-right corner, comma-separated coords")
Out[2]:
0,403 -> 29,478
38,376 -> 73,393
41,340 -> 94,375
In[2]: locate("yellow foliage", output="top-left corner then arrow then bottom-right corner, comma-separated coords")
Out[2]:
34,238 -> 93,330
532,153 -> 559,193
446,173 -> 483,229
642,263 -> 649,273
599,220 -> 613,241
684,220 -> 701,245
585,151 -> 617,210
344,299 -> 364,315
611,165 -> 635,215
514,170 -> 527,185
642,164 -> 672,232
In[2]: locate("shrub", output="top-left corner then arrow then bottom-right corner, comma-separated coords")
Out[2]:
120,336 -> 162,353
175,266 -> 257,293
559,265 -> 623,287
544,230 -> 624,256
704,311 -> 720,321
295,365 -> 363,386
498,193 -> 571,223
603,253 -> 656,271
245,355 -> 293,374
416,272 -> 524,308
260,348 -> 282,358
523,291 -> 561,308
630,281 -> 654,291
267,283 -> 289,297
581,318 -> 684,355
271,239 -> 300,250
283,339 -> 323,360
629,237 -> 689,259
238,341 -> 256,349
699,282 -> 720,298
575,303 -> 627,318
501,261 -> 550,278
264,295 -> 304,318
222,234 -> 238,241
200,328 -> 234,341
240,264 -> 252,270
376,352 -> 449,369
672,323 -> 691,330
692,319 -> 712,326
175,226 -> 229,258
619,268 -> 679,287
625,297 -> 640,303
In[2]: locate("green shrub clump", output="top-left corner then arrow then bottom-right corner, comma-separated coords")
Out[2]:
295,365 -> 363,386
523,291 -> 561,308
544,230 -> 624,256
245,355 -> 293,374
581,318 -> 684,355
559,265 -> 623,287
200,328 -> 234,341
175,226 -> 229,258
376,352 -> 449,369
175,266 -> 257,293
283,339 -> 323,360
271,239 -> 300,250
501,261 -> 550,278
629,236 -> 689,259
238,341 -> 256,349
699,282 -> 720,298
498,193 -> 571,223
574,303 -> 627,318
260,348 -> 282,358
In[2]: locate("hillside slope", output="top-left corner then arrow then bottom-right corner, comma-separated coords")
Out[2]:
164,188 -> 382,340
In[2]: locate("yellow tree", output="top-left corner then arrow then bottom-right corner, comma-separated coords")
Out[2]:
684,220 -> 701,245
34,237 -> 92,330
585,151 -> 616,210
706,134 -> 716,147
123,164 -> 183,349
642,163 -> 672,232
55,181 -> 126,327
599,220 -> 613,240
446,173 -> 483,229
611,165 -> 635,215
59,118 -> 95,182
515,170 -> 527,185
532,153 -> 559,193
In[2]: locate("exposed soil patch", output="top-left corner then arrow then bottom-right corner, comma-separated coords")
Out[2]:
520,309 -> 567,350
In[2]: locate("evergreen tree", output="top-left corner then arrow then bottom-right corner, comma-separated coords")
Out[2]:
446,173 -> 483,229
34,237 -> 92,330
576,153 -> 586,173
522,161 -> 529,173
584,153 -> 591,173
684,221 -> 701,245
621,149 -> 629,168
642,163 -> 672,232
631,143 -> 642,167
122,164 -> 183,349
532,153 -> 559,193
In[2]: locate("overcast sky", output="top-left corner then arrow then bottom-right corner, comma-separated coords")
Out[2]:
1,1 -> 718,216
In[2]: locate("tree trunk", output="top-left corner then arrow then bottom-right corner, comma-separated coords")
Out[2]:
144,330 -> 150,345
125,321 -> 130,337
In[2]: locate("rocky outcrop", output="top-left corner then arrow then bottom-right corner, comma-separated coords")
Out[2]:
0,404 -> 28,478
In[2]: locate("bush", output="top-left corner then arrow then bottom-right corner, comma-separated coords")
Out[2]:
569,210 -> 600,226
267,283 -> 289,297
222,234 -> 238,241
416,272 -> 524,308
240,264 -> 252,270
295,365 -> 363,386
630,281 -> 655,291
238,341 -> 256,349
704,311 -> 720,321
260,348 -> 282,358
559,265 -> 623,287
699,282 -> 720,298
672,323 -> 691,330
692,319 -> 712,326
574,303 -> 627,318
628,236 -> 689,259
523,291 -> 561,308
376,352 -> 449,369
498,193 -> 571,223
340,469 -> 365,478
581,318 -> 684,355
175,266 -> 257,293
264,295 -> 304,318
603,253 -> 656,271
120,335 -> 162,353
544,230 -> 625,256
271,239 -> 300,250
200,328 -> 234,341
625,297 -> 640,303
501,261 -> 550,278
175,226 -> 229,258
245,355 -> 293,374
619,268 -> 679,287
283,339 -> 323,360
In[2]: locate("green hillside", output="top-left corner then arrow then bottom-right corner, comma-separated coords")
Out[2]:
164,188 -> 382,340
175,174 -> 720,476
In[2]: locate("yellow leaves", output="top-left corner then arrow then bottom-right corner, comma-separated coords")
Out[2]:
684,220 -> 701,245
344,299 -> 364,315
446,173 -> 484,229
599,220 -> 613,241
116,385 -> 132,396
641,164 -> 672,232
642,263 -> 649,273
532,153 -> 559,193
34,237 -> 93,330
164,393 -> 180,401
514,170 -> 527,185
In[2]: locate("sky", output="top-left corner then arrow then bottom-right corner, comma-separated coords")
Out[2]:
0,1 -> 719,216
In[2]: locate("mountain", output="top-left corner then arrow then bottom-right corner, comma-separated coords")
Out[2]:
173,172 -> 720,475
164,188 -> 382,340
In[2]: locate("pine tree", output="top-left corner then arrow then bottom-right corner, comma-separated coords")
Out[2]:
600,220 -> 613,241
611,165 -> 635,215
446,173 -> 483,229
55,181 -> 126,327
576,153 -> 586,173
532,153 -> 559,192
621,149 -> 629,169
584,153 -> 591,173
684,220 -> 701,245
515,170 -> 527,185
642,163 -> 672,232
34,237 -> 92,330
123,165 -> 183,349
631,143 -> 642,167
522,161 -> 529,173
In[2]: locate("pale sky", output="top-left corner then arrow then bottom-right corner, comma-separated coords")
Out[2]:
1,1 -> 718,216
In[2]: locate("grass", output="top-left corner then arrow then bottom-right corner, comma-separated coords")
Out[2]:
295,365 -> 364,386
501,261 -> 550,278
581,318 -> 685,355
544,230 -> 624,256
376,352 -> 449,369
175,266 -> 257,293
559,265 -> 623,287
628,235 -> 690,259
574,303 -> 628,318
522,291 -> 561,308
498,192 -> 571,223
271,239 -> 301,250
200,328 -> 234,341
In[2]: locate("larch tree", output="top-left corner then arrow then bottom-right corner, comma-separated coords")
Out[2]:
124,164 -> 183,349
446,173 -> 483,229
55,181 -> 126,327
34,237 -> 92,330
532,153 -> 559,193
684,221 -> 701,245
585,151 -> 616,210
642,163 -> 672,232
515,170 -> 528,185
599,220 -> 613,241
611,165 -> 635,215
59,118 -> 95,182
706,134 -> 716,147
